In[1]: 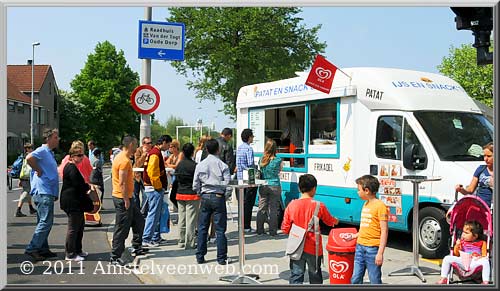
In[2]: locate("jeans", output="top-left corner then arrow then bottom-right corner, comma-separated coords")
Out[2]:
111,196 -> 145,259
351,244 -> 382,284
26,194 -> 55,253
142,189 -> 164,243
133,180 -> 145,209
289,253 -> 323,284
196,194 -> 227,263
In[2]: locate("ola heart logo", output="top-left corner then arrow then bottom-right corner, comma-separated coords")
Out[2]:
329,260 -> 349,273
315,67 -> 332,80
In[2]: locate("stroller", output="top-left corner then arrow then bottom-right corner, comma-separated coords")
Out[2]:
445,194 -> 493,284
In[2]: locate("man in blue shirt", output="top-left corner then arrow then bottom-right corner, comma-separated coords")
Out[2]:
25,128 -> 60,261
236,128 -> 257,233
88,140 -> 104,165
193,139 -> 232,265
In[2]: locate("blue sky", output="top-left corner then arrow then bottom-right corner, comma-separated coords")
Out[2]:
7,6 -> 473,130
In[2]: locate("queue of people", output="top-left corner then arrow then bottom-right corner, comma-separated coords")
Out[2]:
19,127 -> 493,285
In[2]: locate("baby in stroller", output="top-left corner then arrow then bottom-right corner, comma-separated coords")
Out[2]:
437,219 -> 490,284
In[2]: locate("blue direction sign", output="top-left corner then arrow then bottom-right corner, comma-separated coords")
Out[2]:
138,20 -> 185,61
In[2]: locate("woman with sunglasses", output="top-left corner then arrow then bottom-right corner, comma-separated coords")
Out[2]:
60,141 -> 95,261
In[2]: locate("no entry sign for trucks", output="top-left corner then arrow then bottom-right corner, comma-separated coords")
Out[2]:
130,84 -> 160,114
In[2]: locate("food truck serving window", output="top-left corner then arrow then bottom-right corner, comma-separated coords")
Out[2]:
250,105 -> 306,168
309,101 -> 338,155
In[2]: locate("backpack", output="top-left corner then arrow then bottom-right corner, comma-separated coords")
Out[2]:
9,155 -> 24,179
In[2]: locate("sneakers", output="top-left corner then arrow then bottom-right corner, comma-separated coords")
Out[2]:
142,241 -> 160,248
40,250 -> 58,258
436,278 -> 448,284
15,211 -> 27,217
25,251 -> 45,261
196,257 -> 206,264
110,257 -> 126,266
154,238 -> 169,245
482,281 -> 490,285
218,258 -> 233,265
77,251 -> 89,257
244,228 -> 255,233
65,255 -> 85,261
131,248 -> 149,256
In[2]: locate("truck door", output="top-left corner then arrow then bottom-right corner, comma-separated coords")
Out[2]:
368,114 -> 434,231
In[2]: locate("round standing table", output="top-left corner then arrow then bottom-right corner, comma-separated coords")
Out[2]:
219,179 -> 267,284
388,175 -> 441,283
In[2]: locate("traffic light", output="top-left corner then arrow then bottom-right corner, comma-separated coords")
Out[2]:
451,7 -> 493,66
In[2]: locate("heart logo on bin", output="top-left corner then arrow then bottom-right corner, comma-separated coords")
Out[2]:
329,259 -> 349,273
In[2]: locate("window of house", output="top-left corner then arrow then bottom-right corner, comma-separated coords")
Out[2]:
17,103 -> 24,113
8,101 -> 15,112
309,101 -> 338,154
40,108 -> 47,125
34,108 -> 39,124
375,116 -> 403,160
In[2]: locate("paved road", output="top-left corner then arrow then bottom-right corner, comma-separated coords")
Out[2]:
6,167 -> 142,285
6,166 -> 450,285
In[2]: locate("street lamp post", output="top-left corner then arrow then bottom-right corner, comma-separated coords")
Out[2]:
30,42 -> 40,145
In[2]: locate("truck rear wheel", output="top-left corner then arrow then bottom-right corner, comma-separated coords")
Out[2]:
418,207 -> 449,258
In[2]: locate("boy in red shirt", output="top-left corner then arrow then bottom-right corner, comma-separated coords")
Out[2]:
282,174 -> 339,284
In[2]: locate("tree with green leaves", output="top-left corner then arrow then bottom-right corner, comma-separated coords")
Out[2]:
70,41 -> 140,150
167,7 -> 326,118
58,89 -> 87,152
438,43 -> 493,107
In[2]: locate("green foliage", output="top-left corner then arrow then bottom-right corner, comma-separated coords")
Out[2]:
150,118 -> 167,141
70,41 -> 140,151
58,89 -> 86,152
437,43 -> 493,107
165,115 -> 186,137
167,7 -> 326,118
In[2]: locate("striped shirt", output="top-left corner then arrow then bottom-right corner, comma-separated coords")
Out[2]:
236,142 -> 254,180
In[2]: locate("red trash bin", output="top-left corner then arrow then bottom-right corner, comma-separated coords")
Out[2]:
326,228 -> 357,284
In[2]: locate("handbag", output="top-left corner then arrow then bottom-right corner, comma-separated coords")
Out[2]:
83,187 -> 101,214
285,201 -> 320,261
19,158 -> 31,180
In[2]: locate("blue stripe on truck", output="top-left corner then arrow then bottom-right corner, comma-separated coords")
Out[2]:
277,181 -> 441,232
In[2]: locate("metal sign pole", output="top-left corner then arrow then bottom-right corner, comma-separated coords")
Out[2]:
140,7 -> 152,142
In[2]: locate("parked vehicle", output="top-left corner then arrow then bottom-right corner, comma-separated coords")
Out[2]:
236,67 -> 493,258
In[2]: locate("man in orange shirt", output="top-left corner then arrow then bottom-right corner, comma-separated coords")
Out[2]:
110,136 -> 145,265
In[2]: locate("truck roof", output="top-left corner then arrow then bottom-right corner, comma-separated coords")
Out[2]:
236,67 -> 481,113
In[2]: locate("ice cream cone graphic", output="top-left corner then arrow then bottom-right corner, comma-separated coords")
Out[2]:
343,157 -> 352,183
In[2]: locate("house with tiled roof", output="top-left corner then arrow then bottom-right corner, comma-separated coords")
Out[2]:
7,62 -> 60,156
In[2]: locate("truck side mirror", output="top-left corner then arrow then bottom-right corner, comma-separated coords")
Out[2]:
403,144 -> 427,170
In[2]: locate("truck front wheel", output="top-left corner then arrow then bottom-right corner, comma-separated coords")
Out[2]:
418,207 -> 450,258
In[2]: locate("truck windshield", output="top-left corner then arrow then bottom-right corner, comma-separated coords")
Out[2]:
413,111 -> 493,161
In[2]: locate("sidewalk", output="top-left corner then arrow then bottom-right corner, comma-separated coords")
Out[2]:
105,197 -> 450,285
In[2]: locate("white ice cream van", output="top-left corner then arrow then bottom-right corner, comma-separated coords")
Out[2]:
236,67 -> 493,258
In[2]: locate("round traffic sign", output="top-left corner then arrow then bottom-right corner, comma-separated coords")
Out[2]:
130,84 -> 160,114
